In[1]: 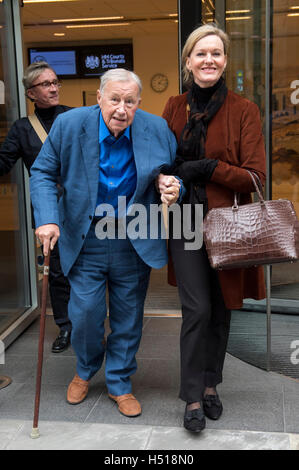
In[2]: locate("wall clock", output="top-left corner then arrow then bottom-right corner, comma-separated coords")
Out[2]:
150,73 -> 169,93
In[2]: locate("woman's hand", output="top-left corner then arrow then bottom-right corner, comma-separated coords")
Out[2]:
174,159 -> 218,184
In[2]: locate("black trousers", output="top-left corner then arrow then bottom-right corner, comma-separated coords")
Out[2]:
48,243 -> 72,333
169,237 -> 231,403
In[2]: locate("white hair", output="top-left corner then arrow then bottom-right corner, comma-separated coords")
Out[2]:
99,68 -> 142,95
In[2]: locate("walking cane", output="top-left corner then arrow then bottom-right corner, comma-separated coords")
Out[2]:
31,251 -> 50,439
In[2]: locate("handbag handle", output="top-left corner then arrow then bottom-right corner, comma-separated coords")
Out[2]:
233,170 -> 264,210
246,170 -> 265,202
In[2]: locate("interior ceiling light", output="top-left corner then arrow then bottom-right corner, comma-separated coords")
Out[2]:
54,32 -> 65,36
288,12 -> 299,16
226,16 -> 251,21
53,16 -> 124,23
66,23 -> 130,28
24,0 -> 79,3
226,10 -> 251,14
290,5 -> 299,8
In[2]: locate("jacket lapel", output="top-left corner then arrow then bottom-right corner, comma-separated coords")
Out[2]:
131,109 -> 150,201
79,106 -> 100,209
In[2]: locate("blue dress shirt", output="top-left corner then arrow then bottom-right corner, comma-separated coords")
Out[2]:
96,112 -> 137,218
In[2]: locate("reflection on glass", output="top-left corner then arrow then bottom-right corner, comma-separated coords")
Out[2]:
271,0 -> 299,301
225,0 -> 265,113
0,3 -> 30,335
223,0 -> 299,381
202,0 -> 215,23
224,0 -> 268,370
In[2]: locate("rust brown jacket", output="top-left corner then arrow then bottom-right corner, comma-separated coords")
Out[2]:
162,90 -> 267,310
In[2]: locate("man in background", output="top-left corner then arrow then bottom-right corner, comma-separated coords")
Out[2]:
0,61 -> 72,353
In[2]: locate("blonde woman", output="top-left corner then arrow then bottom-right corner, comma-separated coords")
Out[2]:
160,24 -> 266,433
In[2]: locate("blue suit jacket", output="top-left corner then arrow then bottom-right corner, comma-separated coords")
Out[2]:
30,105 -> 177,275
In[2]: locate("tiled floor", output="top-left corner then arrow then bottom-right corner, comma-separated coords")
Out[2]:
1,420 -> 298,450
1,314 -> 299,437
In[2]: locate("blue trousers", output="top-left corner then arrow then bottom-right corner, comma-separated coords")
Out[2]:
67,221 -> 151,396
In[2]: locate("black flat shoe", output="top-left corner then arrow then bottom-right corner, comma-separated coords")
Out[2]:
52,330 -> 71,353
203,393 -> 223,420
184,405 -> 206,433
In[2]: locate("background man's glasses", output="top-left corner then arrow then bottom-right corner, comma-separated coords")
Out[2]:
29,80 -> 61,90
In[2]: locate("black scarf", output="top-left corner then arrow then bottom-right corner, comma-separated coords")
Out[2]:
178,78 -> 228,161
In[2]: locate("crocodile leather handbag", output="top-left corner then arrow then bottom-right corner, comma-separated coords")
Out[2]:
203,170 -> 299,270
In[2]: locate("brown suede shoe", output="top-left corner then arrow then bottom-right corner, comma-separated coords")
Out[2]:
67,374 -> 89,405
108,393 -> 141,417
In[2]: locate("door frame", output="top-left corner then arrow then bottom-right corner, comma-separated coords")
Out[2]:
0,0 -> 39,348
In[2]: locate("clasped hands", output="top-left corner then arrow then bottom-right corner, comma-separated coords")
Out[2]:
156,173 -> 181,206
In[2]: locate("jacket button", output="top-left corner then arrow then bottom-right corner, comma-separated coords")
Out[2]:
89,215 -> 92,220
82,234 -> 85,239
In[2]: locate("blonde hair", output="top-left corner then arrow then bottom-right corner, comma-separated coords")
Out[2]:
182,23 -> 230,88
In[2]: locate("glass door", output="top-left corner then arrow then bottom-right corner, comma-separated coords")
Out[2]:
269,0 -> 299,379
206,0 -> 299,378
219,0 -> 269,370
271,0 -> 299,304
0,0 -> 38,346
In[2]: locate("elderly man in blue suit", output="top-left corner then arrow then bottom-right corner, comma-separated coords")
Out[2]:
30,69 -> 181,417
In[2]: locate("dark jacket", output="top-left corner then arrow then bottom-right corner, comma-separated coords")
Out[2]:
0,105 -> 71,176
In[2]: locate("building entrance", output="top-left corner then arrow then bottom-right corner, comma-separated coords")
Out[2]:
19,0 -> 181,318
1,0 -> 299,379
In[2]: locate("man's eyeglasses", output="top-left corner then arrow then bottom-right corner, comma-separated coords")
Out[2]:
29,79 -> 61,90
